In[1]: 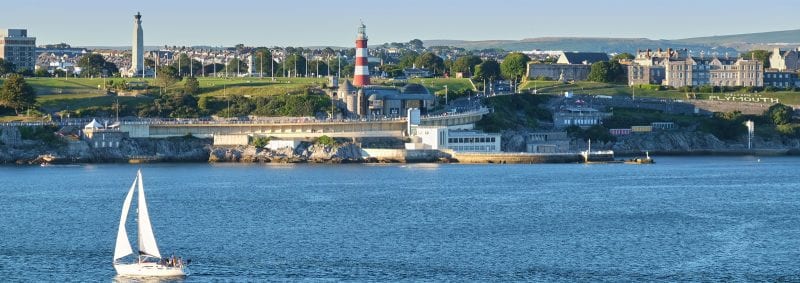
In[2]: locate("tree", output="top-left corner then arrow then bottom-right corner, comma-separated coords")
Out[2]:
379,64 -> 404,78
397,52 -> 419,69
155,65 -> 181,91
224,58 -> 248,76
588,62 -> 611,82
740,50 -> 771,69
172,53 -> 201,77
473,59 -> 501,82
183,76 -> 199,95
203,63 -> 225,76
414,52 -> 445,75
77,53 -> 118,77
308,60 -> 329,77
34,68 -> 51,77
587,61 -> 625,83
452,55 -> 482,75
0,74 -> 36,114
500,52 -> 531,81
0,58 -> 16,75
252,47 -> 273,77
408,39 -> 424,49
283,54 -> 307,77
611,53 -> 634,62
197,96 -> 211,111
765,103 -> 793,125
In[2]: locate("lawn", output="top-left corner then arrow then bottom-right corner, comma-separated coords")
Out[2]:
409,78 -> 475,95
37,93 -> 152,112
197,78 -> 325,97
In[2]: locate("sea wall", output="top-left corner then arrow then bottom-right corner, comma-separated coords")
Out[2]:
453,152 -> 583,164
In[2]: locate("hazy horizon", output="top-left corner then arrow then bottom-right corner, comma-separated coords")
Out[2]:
3,0 -> 798,47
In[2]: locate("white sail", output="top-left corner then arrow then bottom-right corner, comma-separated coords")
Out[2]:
136,170 -> 162,258
114,175 -> 137,261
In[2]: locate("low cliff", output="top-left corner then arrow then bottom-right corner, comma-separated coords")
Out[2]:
501,128 -> 800,156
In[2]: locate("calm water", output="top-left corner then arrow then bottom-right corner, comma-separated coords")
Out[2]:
1,157 -> 800,282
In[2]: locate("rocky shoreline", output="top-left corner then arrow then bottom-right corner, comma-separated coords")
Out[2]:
1,126 -> 799,165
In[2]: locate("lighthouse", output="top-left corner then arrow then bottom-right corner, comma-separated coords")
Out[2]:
353,22 -> 370,87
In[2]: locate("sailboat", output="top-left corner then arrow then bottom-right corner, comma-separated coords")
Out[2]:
113,170 -> 187,277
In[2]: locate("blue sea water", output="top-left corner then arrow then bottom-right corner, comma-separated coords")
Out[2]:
1,156 -> 800,282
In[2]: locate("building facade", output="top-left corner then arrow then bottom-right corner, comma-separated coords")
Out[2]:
339,82 -> 435,118
0,29 -> 36,71
764,71 -> 799,88
526,131 -> 570,153
409,126 -> 501,153
628,48 -> 763,88
769,47 -> 800,72
527,51 -> 608,81
553,107 -> 611,129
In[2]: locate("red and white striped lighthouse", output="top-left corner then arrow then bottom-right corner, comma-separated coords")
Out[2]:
353,22 -> 370,87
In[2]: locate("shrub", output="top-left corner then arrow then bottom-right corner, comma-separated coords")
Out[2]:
251,136 -> 270,148
698,85 -> 714,93
316,135 -> 335,146
776,124 -> 798,137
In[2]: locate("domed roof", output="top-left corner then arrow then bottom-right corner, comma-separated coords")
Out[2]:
401,83 -> 429,94
367,94 -> 380,101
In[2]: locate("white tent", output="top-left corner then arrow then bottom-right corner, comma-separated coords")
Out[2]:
84,119 -> 103,129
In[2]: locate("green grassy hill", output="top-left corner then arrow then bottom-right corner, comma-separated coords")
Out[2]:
0,77 -> 473,120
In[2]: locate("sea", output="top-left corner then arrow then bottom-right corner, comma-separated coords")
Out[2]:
1,156 -> 799,282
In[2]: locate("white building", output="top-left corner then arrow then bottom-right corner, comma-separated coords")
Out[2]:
408,126 -> 501,153
447,130 -> 501,152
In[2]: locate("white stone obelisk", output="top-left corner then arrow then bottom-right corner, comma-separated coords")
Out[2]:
129,12 -> 144,77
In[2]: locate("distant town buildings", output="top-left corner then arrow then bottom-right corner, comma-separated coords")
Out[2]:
0,29 -> 36,71
526,51 -> 609,81
628,48 -> 763,88
35,43 -> 87,75
769,47 -> 800,72
402,66 -> 432,78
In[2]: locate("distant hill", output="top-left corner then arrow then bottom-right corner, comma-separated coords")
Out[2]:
425,29 -> 800,53
424,38 -> 735,54
675,29 -> 800,45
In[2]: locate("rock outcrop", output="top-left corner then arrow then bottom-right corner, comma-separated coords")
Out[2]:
208,142 -> 364,163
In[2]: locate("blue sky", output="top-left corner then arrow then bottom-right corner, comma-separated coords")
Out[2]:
3,0 -> 798,47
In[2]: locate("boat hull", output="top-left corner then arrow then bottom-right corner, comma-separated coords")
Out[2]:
114,262 -> 186,277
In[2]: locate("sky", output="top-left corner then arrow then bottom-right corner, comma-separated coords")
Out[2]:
2,0 -> 798,47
